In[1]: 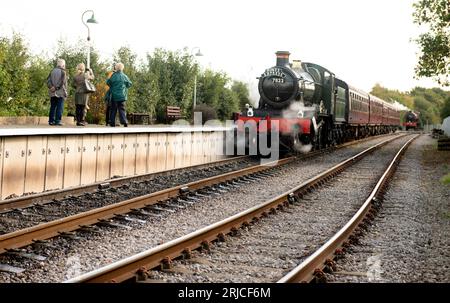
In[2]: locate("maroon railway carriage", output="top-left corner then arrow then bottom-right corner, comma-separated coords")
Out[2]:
368,95 -> 384,125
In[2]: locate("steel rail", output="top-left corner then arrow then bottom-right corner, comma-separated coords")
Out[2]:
277,134 -> 419,283
0,133 -> 395,213
64,134 -> 406,283
0,133 -> 400,255
0,155 -> 249,212
0,133 -> 396,213
0,157 -> 295,254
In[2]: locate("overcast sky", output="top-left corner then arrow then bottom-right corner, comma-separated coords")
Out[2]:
0,0 -> 441,102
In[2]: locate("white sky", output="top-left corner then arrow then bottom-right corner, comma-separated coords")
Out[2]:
0,0 -> 442,102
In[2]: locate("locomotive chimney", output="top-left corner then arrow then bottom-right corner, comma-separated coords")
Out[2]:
275,51 -> 291,67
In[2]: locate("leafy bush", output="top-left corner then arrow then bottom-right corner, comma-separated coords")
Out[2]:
193,104 -> 217,124
0,33 -> 249,123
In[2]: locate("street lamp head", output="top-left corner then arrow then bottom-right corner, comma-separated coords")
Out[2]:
86,12 -> 98,24
191,47 -> 203,57
81,10 -> 98,69
82,10 -> 98,25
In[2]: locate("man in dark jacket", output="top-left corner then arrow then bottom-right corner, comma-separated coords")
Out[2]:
106,62 -> 132,127
47,58 -> 68,126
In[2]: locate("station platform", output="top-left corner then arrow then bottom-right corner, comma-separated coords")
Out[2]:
0,125 -> 231,200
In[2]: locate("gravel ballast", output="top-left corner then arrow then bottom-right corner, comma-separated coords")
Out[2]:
0,158 -> 259,235
144,135 -> 414,282
326,134 -> 450,283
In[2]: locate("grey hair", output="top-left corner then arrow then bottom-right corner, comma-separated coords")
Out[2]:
76,63 -> 85,74
115,62 -> 124,71
57,58 -> 66,68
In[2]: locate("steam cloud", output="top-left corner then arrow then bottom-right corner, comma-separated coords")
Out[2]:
391,100 -> 410,111
282,101 -> 315,154
293,141 -> 313,153
281,101 -> 316,119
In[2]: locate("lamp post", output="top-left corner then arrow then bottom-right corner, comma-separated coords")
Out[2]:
81,10 -> 98,69
191,47 -> 203,111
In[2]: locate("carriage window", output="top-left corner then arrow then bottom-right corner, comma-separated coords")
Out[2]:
337,86 -> 346,100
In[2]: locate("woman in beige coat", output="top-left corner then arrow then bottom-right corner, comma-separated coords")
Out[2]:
72,63 -> 94,126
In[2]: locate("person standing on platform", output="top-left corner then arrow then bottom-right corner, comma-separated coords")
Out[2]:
72,63 -> 95,126
47,58 -> 68,126
106,62 -> 132,127
104,67 -> 115,126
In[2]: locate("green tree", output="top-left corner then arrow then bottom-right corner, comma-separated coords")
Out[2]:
217,87 -> 239,121
441,96 -> 450,119
412,0 -> 450,85
26,56 -> 52,115
146,48 -> 196,121
0,31 -> 245,123
0,33 -> 31,115
197,69 -> 228,108
231,80 -> 250,110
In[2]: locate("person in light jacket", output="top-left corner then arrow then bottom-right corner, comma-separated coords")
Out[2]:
106,62 -> 132,127
48,58 -> 68,126
72,63 -> 95,126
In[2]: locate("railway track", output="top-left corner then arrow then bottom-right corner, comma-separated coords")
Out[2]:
0,157 -> 290,254
278,135 -> 419,283
0,156 -> 260,235
0,134 -> 398,258
64,133 -> 415,283
0,155 -> 251,212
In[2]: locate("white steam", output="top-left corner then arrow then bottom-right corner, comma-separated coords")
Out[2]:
281,101 -> 316,119
281,101 -> 315,154
390,99 -> 410,111
293,141 -> 313,153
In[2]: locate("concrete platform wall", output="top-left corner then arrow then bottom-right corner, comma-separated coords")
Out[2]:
0,129 -> 226,199
0,116 -> 75,126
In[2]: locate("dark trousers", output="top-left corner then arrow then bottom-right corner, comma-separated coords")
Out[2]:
105,105 -> 111,125
75,104 -> 86,123
110,101 -> 128,126
49,96 -> 64,124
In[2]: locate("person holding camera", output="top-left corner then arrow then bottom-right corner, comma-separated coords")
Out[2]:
72,63 -> 95,126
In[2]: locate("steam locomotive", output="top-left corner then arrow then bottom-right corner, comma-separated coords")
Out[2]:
234,51 -> 401,152
403,111 -> 420,130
